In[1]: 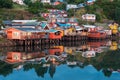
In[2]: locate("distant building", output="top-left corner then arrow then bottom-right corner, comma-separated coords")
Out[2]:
66,4 -> 78,10
40,0 -> 51,4
52,1 -> 62,5
77,3 -> 85,8
82,14 -> 96,22
12,0 -> 24,5
86,0 -> 96,5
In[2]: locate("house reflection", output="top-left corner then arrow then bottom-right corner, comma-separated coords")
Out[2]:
0,40 -> 120,78
3,40 -> 116,64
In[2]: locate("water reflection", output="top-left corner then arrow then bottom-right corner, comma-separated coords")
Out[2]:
0,40 -> 120,80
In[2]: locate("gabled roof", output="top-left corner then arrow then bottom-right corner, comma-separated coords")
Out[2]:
40,22 -> 47,28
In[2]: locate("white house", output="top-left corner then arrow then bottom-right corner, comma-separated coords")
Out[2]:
82,14 -> 96,22
86,0 -> 96,5
40,0 -> 51,4
66,4 -> 78,10
12,0 -> 24,5
82,51 -> 96,58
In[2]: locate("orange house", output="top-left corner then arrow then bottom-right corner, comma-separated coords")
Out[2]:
5,52 -> 22,64
53,1 -> 62,5
5,27 -> 26,40
4,27 -> 44,40
47,29 -> 63,39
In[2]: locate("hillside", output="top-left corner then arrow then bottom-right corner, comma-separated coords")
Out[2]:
0,9 -> 36,20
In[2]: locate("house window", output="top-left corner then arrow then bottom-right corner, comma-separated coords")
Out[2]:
55,31 -> 60,35
13,32 -> 19,36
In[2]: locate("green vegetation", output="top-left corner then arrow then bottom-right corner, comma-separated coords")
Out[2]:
0,0 -> 13,9
0,0 -> 120,23
0,9 -> 35,20
66,0 -> 85,4
13,3 -> 26,10
66,0 -> 120,24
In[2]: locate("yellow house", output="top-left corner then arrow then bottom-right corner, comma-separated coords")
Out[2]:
109,23 -> 118,34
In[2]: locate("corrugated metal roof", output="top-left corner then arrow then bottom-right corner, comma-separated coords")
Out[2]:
12,20 -> 37,23
25,22 -> 40,25
16,28 -> 43,32
83,25 -> 96,28
46,29 -> 59,33
56,22 -> 71,28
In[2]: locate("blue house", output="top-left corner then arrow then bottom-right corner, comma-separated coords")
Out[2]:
56,22 -> 71,29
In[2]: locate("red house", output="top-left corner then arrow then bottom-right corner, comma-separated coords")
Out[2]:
41,13 -> 49,19
53,1 -> 62,5
88,30 -> 107,39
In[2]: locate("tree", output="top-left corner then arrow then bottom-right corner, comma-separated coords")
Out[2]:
27,1 -> 44,14
54,3 -> 66,10
0,20 -> 5,30
67,9 -> 75,17
0,0 -> 13,8
66,0 -> 85,4
23,0 -> 32,5
115,7 -> 120,23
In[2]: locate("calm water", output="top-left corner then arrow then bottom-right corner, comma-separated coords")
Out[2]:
0,40 -> 120,80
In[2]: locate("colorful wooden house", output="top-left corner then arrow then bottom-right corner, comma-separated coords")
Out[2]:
109,23 -> 118,35
83,25 -> 106,39
4,27 -> 44,40
56,22 -> 71,29
48,9 -> 59,13
66,18 -> 79,26
54,27 -> 64,37
40,22 -> 51,30
86,0 -> 96,5
82,51 -> 96,58
88,30 -> 107,39
82,14 -> 96,22
41,0 -> 51,4
12,20 -> 37,25
75,26 -> 88,36
41,13 -> 50,19
46,29 -> 63,39
12,0 -> 24,5
52,1 -> 62,5
66,4 -> 78,10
